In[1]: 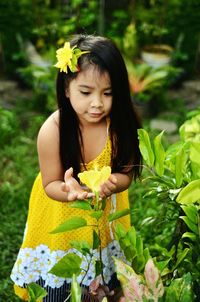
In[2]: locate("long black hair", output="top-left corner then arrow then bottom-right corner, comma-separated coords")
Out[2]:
56,34 -> 142,179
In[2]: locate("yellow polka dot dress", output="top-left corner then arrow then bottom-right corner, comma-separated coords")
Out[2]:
11,133 -> 130,301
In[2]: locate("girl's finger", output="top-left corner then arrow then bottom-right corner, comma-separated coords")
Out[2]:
61,182 -> 70,192
87,192 -> 95,198
101,187 -> 112,197
68,192 -> 77,201
64,167 -> 73,182
109,175 -> 117,184
77,192 -> 87,200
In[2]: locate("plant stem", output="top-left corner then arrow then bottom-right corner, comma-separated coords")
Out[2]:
80,256 -> 93,286
95,191 -> 99,210
98,226 -> 105,285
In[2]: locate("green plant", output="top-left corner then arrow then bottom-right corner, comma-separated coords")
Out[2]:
135,114 -> 200,300
127,62 -> 168,97
126,62 -> 181,104
17,63 -> 57,113
0,107 -> 43,302
114,257 -> 164,302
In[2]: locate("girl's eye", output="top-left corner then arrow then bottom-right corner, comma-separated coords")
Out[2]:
104,92 -> 112,96
80,91 -> 90,95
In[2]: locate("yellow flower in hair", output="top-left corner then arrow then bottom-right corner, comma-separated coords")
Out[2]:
54,42 -> 89,73
78,166 -> 111,193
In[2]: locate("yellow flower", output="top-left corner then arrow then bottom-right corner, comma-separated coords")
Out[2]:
54,42 -> 89,73
78,166 -> 111,192
54,42 -> 74,73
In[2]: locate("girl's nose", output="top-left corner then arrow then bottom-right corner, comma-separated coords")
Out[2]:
91,95 -> 103,108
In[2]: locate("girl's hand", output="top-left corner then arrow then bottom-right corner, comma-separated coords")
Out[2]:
61,167 -> 94,201
99,174 -> 117,198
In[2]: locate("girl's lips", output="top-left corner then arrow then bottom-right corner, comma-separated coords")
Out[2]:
89,112 -> 102,117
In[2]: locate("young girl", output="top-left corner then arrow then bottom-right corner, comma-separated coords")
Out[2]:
11,34 -> 142,301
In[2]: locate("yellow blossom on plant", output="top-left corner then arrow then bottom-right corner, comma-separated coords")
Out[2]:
78,166 -> 111,192
54,42 -> 89,73
54,42 -> 74,73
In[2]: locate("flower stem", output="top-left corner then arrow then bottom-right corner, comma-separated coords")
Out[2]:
95,191 -> 99,210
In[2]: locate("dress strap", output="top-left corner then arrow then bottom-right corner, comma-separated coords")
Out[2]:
106,117 -> 110,136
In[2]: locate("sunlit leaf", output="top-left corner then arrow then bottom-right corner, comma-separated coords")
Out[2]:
49,253 -> 82,278
127,226 -> 136,246
90,210 -> 103,220
153,131 -> 165,176
176,179 -> 200,204
70,240 -> 91,255
165,273 -> 194,302
50,217 -> 87,234
69,200 -> 92,210
108,209 -> 130,222
182,232 -> 197,242
175,147 -> 186,187
114,223 -> 126,242
138,129 -> 154,166
27,282 -> 47,302
144,259 -> 164,298
180,216 -> 198,234
181,205 -> 198,224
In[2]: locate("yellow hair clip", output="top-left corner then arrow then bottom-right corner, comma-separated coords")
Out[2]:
54,42 -> 89,73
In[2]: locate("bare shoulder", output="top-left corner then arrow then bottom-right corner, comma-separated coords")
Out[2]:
37,110 -> 59,148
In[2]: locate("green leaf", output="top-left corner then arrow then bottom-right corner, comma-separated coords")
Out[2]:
93,230 -> 100,249
156,259 -> 171,273
50,217 -> 87,233
176,179 -> 200,204
175,147 -> 186,187
190,141 -> 200,165
114,223 -> 126,241
145,175 -> 175,188
119,237 -> 131,251
70,240 -> 91,255
153,131 -> 165,176
138,129 -> 154,166
101,198 -> 107,210
173,248 -> 190,270
90,210 -> 103,220
124,245 -> 137,262
108,208 -> 130,222
70,274 -> 81,302
69,200 -> 92,210
165,273 -> 194,302
143,247 -> 151,263
27,283 -> 47,302
133,254 -> 145,273
49,253 -> 82,278
127,226 -> 136,247
95,260 -> 103,277
182,232 -> 197,242
136,235 -> 143,255
180,216 -> 198,234
181,205 -> 198,224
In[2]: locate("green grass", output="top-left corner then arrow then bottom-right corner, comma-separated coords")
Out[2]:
0,107 -> 45,301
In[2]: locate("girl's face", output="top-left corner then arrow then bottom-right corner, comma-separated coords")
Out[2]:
66,65 -> 112,125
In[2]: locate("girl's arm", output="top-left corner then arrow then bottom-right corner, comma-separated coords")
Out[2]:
99,171 -> 133,198
37,112 -> 92,202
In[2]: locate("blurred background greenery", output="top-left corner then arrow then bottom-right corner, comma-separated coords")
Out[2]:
0,0 -> 200,301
